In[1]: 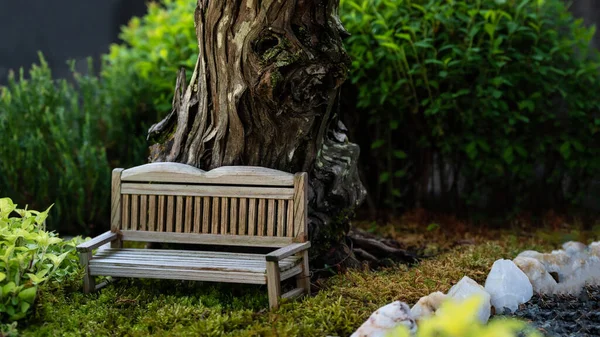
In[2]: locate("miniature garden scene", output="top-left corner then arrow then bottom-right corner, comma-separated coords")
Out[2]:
1,0 -> 599,336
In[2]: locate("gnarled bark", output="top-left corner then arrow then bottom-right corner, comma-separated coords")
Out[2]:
147,0 -> 366,266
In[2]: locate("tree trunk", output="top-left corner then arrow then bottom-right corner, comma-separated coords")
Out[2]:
147,0 -> 366,267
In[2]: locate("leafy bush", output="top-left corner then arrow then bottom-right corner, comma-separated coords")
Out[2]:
0,198 -> 83,321
0,55 -> 147,235
103,0 -> 197,114
390,295 -> 541,337
0,56 -> 112,234
341,0 -> 600,215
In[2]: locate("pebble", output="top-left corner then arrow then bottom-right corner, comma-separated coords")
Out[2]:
500,285 -> 600,337
351,301 -> 416,337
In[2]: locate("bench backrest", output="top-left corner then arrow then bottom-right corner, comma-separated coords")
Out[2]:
111,163 -> 307,248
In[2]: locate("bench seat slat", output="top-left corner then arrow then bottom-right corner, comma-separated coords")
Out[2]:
92,249 -> 300,271
89,265 -> 267,284
88,249 -> 303,284
91,258 -> 266,273
89,264 -> 303,285
92,256 -> 299,271
94,248 -> 281,260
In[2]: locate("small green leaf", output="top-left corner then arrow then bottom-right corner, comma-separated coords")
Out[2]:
3,281 -> 16,295
426,223 -> 440,231
0,272 -> 5,282
503,147 -> 514,164
379,172 -> 390,184
0,198 -> 17,218
380,42 -> 402,52
559,142 -> 571,159
18,286 -> 37,303
571,140 -> 584,152
466,142 -> 478,159
518,100 -> 535,112
515,146 -> 528,157
394,170 -> 406,178
21,301 -> 31,314
484,23 -> 495,38
25,273 -> 48,285
477,140 -> 491,152
394,33 -> 412,42
371,139 -> 385,149
393,150 -> 407,159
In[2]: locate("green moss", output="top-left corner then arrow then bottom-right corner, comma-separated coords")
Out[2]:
270,70 -> 283,88
22,280 -> 363,337
18,225 -> 596,336
148,123 -> 177,145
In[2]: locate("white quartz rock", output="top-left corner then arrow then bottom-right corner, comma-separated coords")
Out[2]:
351,301 -> 416,337
447,276 -> 491,323
517,250 -> 572,283
517,250 -> 541,259
410,291 -> 447,321
585,242 -> 600,286
513,256 -> 557,294
563,241 -> 588,257
590,242 -> 600,259
484,259 -> 533,313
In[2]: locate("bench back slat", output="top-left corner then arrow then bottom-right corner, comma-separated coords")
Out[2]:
122,194 -> 130,230
111,163 -> 308,247
118,230 -> 293,247
140,195 -> 148,231
121,183 -> 294,200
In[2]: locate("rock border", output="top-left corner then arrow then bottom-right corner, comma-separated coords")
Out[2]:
351,241 -> 600,337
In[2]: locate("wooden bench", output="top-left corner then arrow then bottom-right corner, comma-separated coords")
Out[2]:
76,162 -> 310,309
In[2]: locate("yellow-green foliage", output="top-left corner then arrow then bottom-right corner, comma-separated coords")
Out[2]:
389,295 -> 541,337
0,198 -> 83,321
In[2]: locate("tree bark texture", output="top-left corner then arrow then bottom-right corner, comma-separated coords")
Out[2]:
147,0 -> 366,265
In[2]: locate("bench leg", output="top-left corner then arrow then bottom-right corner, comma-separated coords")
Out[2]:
79,251 -> 95,293
266,261 -> 281,309
111,239 -> 123,249
296,250 -> 310,295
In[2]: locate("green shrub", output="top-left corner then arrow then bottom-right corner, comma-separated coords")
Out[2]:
103,0 -> 197,115
0,56 -> 112,234
341,0 -> 600,214
0,55 -> 147,235
0,197 -> 83,321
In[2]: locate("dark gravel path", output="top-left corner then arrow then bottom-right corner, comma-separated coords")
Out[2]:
498,286 -> 600,337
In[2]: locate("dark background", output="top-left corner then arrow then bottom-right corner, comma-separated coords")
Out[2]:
0,0 -> 147,84
1,1 -> 600,85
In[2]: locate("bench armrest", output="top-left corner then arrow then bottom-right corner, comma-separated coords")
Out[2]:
76,231 -> 118,252
266,242 -> 311,262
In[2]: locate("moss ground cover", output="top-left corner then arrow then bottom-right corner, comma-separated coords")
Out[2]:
19,214 -> 598,336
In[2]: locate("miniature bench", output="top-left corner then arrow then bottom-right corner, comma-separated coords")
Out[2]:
76,162 -> 310,309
